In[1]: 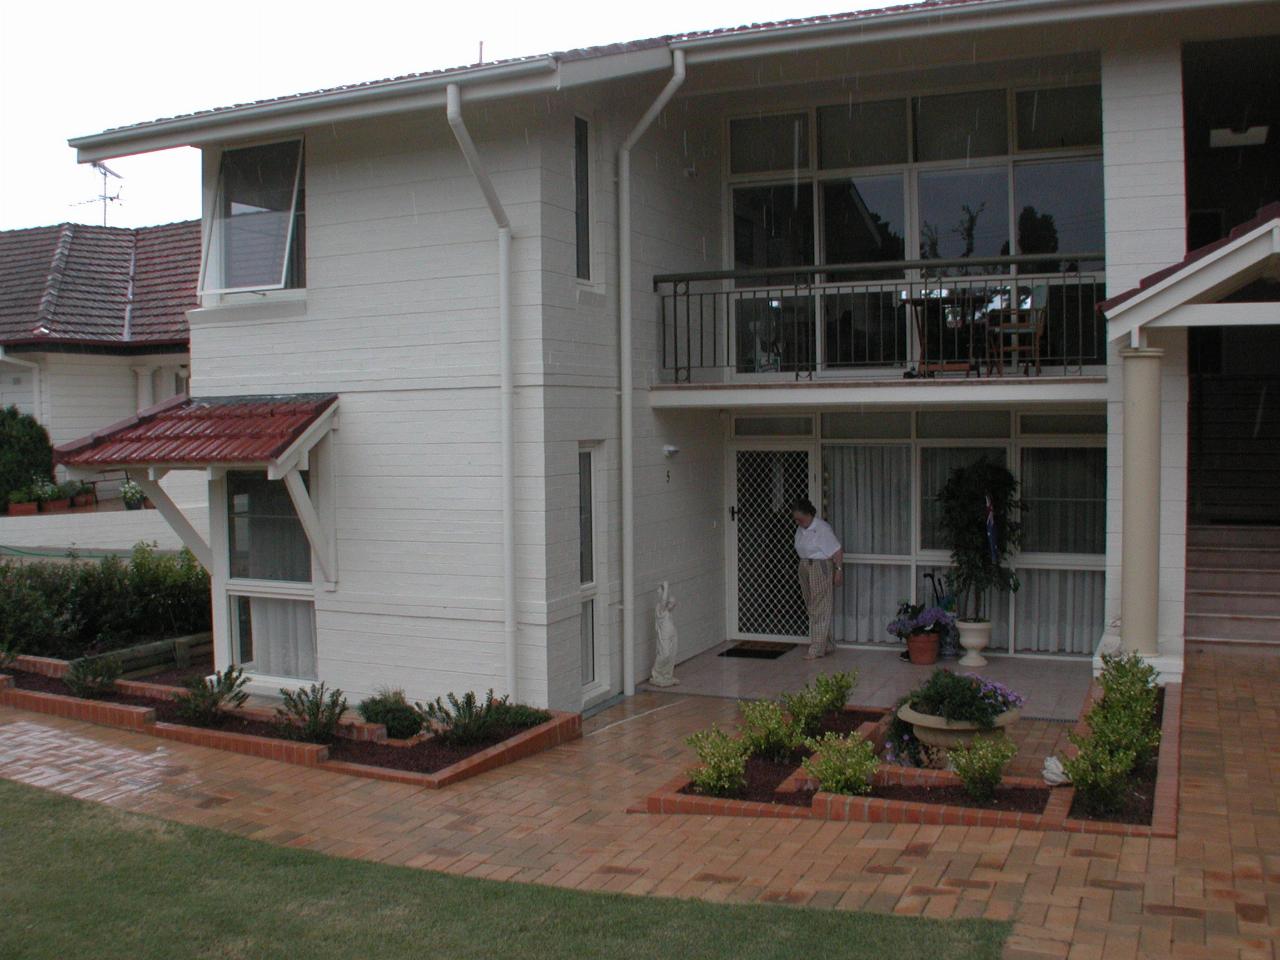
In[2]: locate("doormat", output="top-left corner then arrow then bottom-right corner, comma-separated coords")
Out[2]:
718,641 -> 795,660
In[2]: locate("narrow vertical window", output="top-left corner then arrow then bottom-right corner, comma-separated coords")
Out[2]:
578,450 -> 594,584
574,117 -> 591,281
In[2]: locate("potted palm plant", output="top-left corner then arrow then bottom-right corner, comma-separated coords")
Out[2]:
937,457 -> 1023,667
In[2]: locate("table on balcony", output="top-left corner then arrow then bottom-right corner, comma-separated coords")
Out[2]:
902,289 -> 989,377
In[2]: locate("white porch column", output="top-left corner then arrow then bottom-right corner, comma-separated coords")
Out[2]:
131,365 -> 156,412
1120,346 -> 1163,655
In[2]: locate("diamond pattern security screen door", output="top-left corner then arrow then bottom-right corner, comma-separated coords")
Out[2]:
734,449 -> 810,638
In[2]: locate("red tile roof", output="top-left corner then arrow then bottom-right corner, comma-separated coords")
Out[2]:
0,220 -> 199,348
1099,202 -> 1280,315
85,0 -> 995,137
56,394 -> 338,468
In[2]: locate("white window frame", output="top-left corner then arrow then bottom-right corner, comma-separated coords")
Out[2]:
199,137 -> 305,297
578,443 -> 610,699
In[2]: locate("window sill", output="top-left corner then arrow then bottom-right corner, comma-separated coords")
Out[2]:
190,289 -> 308,325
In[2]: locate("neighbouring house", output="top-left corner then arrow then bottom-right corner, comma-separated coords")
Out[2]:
55,0 -> 1280,709
0,220 -> 208,551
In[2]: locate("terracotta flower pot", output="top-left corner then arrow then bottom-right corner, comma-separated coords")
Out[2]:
896,702 -> 1020,750
143,498 -> 155,509
41,498 -> 71,513
905,632 -> 940,665
73,493 -> 95,507
7,501 -> 37,516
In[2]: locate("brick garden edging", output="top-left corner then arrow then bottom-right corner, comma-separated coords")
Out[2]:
638,686 -> 1182,837
0,658 -> 583,788
317,711 -> 583,788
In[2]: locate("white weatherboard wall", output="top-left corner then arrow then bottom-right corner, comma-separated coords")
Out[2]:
536,83 -> 726,709
1101,41 -> 1188,670
0,360 -> 34,414
190,100 -> 558,707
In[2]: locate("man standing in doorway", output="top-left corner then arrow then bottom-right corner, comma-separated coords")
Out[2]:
791,497 -> 843,660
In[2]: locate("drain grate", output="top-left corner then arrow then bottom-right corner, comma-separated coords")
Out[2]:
718,641 -> 796,660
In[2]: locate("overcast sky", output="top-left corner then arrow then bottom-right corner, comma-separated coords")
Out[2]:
0,0 -> 877,231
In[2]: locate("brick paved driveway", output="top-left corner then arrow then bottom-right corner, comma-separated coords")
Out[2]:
0,643 -> 1276,959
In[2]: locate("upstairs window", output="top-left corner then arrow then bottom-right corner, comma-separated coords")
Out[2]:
202,140 -> 305,294
574,117 -> 591,281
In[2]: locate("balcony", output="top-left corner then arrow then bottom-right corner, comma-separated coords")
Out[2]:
656,254 -> 1106,386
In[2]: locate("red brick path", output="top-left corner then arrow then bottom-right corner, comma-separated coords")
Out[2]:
0,643 -> 1276,959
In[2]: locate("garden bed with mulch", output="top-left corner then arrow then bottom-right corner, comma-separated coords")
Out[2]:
1,657 -> 582,789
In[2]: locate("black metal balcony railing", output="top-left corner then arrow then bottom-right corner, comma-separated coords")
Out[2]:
655,254 -> 1107,383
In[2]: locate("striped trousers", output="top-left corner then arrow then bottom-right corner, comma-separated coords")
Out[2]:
797,558 -> 836,657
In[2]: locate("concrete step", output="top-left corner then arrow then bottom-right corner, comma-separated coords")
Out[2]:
1184,634 -> 1280,646
1185,589 -> 1280,616
1186,546 -> 1280,570
1186,568 -> 1280,592
1187,525 -> 1280,548
1184,612 -> 1280,643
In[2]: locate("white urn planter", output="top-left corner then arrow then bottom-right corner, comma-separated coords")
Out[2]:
896,702 -> 1021,750
956,619 -> 992,667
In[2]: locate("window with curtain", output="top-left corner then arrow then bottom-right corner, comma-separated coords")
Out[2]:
1020,447 -> 1105,554
824,445 -> 912,555
834,563 -> 911,644
1013,568 -> 1103,654
228,471 -> 311,582
919,447 -> 1008,550
232,595 -> 317,679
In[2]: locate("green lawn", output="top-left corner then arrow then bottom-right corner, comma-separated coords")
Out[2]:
0,778 -> 1007,960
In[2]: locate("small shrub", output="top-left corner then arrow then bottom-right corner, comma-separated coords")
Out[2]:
357,687 -> 423,739
176,667 -> 249,727
948,736 -> 1017,802
801,732 -> 879,795
57,481 -> 81,500
1083,702 -> 1160,768
0,406 -> 52,503
8,488 -> 33,506
1063,740 -> 1136,815
738,699 -> 801,762
490,700 -> 551,730
30,477 -> 58,504
63,656 -> 122,699
686,725 -> 748,797
0,641 -> 19,671
417,689 -> 503,746
782,671 -> 857,737
276,682 -> 347,744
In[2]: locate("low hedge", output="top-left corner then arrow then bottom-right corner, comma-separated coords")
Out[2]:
0,543 -> 211,659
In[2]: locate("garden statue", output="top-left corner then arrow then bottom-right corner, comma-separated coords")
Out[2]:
650,581 -> 679,687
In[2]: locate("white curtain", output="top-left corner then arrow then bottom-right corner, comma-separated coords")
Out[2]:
824,445 -> 912,555
249,597 -> 317,679
1014,568 -> 1104,654
834,563 -> 911,644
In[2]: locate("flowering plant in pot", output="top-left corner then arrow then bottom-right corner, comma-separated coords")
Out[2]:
887,601 -> 955,665
72,481 -> 95,508
894,669 -> 1025,752
937,457 -> 1023,667
7,487 -> 37,516
120,479 -> 145,510
31,477 -> 67,512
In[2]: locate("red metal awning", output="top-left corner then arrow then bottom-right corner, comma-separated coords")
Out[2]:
56,393 -> 338,469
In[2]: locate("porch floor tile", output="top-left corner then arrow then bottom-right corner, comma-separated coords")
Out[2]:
648,641 -> 1092,721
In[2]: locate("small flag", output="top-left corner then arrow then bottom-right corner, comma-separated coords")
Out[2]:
984,494 -> 998,563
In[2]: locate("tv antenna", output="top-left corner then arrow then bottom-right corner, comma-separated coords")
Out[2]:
71,161 -> 124,225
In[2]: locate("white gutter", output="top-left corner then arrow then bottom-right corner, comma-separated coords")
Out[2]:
618,50 -> 686,697
446,83 -> 518,702
70,58 -> 559,163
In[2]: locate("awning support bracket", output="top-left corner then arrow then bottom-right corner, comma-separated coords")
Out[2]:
132,472 -> 214,572
282,467 -> 336,590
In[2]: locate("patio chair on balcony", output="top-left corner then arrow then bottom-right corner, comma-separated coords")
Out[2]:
986,284 -> 1049,376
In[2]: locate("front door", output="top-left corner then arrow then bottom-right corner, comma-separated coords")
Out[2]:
729,446 -> 815,640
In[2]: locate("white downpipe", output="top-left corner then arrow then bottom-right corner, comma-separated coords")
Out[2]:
447,83 -> 518,701
618,51 -> 686,696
